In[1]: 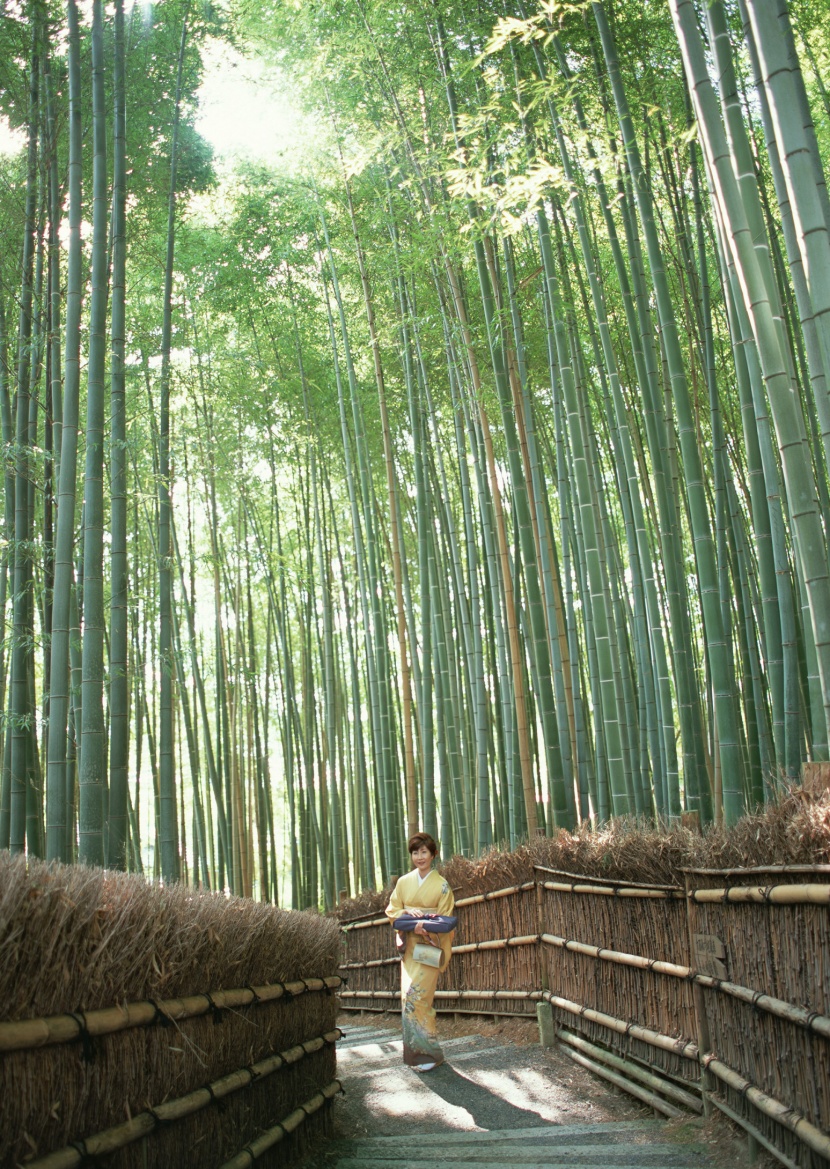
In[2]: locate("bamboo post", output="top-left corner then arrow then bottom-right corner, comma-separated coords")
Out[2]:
535,877 -> 549,991
537,1001 -> 556,1047
707,1097 -> 799,1169
541,879 -> 684,899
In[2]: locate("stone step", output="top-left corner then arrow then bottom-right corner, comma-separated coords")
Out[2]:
326,1120 -> 713,1169
337,1144 -> 705,1160
330,1122 -> 664,1149
327,1140 -> 706,1159
332,1159 -> 707,1169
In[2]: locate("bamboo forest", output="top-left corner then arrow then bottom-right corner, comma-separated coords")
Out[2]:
1,0 -> 830,909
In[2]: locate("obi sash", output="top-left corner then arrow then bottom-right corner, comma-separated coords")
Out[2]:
393,913 -> 457,933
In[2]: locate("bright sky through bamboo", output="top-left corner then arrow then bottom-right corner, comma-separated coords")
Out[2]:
0,114 -> 24,156
196,38 -> 311,167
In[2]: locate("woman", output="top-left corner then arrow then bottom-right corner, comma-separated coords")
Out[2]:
385,832 -> 455,1071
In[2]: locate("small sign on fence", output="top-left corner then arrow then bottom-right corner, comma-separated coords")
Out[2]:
693,933 -> 727,979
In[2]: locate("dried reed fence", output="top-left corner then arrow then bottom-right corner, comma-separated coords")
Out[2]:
0,855 -> 341,1169
338,792 -> 830,1169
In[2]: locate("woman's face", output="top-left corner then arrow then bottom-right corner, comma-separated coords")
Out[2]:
411,844 -> 433,873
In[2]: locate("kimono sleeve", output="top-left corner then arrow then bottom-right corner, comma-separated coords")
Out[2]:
437,878 -> 455,916
435,878 -> 455,970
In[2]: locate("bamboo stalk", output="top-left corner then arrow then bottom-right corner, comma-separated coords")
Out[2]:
337,1004 -> 532,1019
339,991 -> 401,999
542,933 -> 691,977
703,1055 -> 830,1160
451,934 -> 539,954
559,1044 -> 683,1118
342,916 -> 389,932
681,865 -> 830,875
219,1080 -> 342,1169
456,882 -> 536,907
534,866 -> 682,891
25,1033 -> 342,1169
557,1028 -> 703,1112
695,979 -> 830,1038
0,976 -> 342,1053
433,990 -> 542,1000
542,879 -> 685,900
689,884 -> 830,904
339,989 -> 542,1001
339,956 -> 401,970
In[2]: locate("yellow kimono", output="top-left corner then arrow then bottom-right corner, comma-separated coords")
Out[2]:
385,868 -> 455,1067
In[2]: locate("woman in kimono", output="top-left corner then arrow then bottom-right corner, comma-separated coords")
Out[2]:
385,832 -> 455,1071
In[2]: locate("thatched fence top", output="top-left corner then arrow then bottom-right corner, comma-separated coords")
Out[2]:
0,853 -> 338,1022
1,855 -> 341,1168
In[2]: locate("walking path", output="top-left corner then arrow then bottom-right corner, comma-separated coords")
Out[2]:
304,1016 -> 746,1169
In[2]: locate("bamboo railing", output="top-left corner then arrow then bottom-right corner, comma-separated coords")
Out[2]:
0,976 -> 343,1053
7,973 -> 342,1169
26,1031 -> 343,1169
339,865 -> 830,1169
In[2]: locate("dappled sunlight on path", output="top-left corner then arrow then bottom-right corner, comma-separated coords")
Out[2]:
298,1017 -> 742,1169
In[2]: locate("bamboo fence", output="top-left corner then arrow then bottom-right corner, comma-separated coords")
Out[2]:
1,858 -> 342,1169
340,864 -> 830,1169
684,866 -> 830,1169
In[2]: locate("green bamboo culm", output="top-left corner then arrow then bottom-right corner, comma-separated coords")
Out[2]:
9,5 -> 40,856
107,0 -> 129,869
157,15 -> 188,883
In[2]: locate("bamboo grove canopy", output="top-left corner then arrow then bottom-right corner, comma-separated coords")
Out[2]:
0,0 -> 829,907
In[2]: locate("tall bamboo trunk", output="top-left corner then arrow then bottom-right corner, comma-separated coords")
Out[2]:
108,0 -> 129,867
10,12 -> 40,854
157,16 -> 188,882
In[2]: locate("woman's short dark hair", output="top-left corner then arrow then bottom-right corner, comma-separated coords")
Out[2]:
408,832 -> 438,857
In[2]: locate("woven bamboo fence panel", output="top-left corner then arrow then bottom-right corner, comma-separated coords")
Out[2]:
537,873 -> 697,1082
441,884 -> 539,1016
686,867 -> 830,1169
339,913 -> 399,1009
0,857 -> 341,1169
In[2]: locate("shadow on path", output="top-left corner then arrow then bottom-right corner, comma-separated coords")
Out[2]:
419,1064 -> 558,1131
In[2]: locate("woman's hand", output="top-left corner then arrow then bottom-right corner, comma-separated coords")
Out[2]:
413,920 -> 429,936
